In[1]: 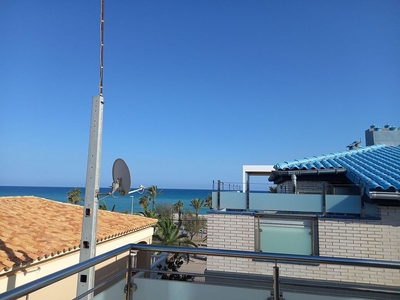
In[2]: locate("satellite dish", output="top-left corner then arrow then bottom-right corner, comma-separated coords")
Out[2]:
112,158 -> 131,196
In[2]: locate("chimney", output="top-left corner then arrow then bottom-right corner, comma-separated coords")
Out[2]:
365,124 -> 400,146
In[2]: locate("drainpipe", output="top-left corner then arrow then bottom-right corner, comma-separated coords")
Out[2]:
360,185 -> 365,217
369,191 -> 400,200
217,180 -> 221,210
291,174 -> 297,194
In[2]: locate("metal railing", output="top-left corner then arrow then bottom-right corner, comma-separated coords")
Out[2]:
1,243 -> 400,300
0,244 -> 132,300
212,180 -> 363,194
212,181 -> 368,214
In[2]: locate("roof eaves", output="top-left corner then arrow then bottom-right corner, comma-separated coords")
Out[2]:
269,168 -> 346,182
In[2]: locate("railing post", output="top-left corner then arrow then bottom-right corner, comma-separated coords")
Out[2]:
126,251 -> 132,300
273,264 -> 280,300
322,182 -> 326,215
246,180 -> 250,211
217,180 -> 221,210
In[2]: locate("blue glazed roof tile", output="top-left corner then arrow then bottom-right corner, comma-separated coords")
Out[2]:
273,145 -> 400,193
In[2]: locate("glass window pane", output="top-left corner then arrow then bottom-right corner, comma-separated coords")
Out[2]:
260,219 -> 312,255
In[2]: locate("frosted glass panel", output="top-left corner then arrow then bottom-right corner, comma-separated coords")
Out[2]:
93,278 -> 126,300
132,278 -> 268,300
260,219 -> 312,255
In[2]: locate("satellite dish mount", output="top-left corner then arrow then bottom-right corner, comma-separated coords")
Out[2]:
111,158 -> 132,196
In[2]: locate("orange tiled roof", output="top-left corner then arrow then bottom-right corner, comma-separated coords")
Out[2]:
0,196 -> 157,273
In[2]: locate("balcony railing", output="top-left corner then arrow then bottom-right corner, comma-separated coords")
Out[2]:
1,243 -> 399,300
211,181 -> 378,216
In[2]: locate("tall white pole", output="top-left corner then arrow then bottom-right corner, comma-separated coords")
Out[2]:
131,196 -> 134,214
76,95 -> 104,299
77,0 -> 105,298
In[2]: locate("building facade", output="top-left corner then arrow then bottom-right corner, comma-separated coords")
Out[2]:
207,144 -> 400,291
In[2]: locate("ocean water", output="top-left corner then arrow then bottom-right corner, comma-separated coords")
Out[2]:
0,186 -> 212,215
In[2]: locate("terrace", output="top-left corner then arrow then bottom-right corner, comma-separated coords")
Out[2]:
1,243 -> 400,300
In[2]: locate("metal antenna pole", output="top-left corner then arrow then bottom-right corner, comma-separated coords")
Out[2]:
99,0 -> 104,96
77,1 -> 105,299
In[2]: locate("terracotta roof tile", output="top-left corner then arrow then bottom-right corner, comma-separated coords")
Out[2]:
0,196 -> 157,273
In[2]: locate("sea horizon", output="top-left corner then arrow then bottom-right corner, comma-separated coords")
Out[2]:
0,186 -> 212,215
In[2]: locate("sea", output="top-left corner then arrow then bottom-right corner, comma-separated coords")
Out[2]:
0,186 -> 212,215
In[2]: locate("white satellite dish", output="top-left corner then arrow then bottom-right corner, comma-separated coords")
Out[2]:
111,158 -> 131,196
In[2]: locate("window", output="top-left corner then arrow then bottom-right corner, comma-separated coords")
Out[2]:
255,216 -> 318,256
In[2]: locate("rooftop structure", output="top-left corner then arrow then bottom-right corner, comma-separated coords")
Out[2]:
242,165 -> 274,192
208,144 -> 400,298
365,124 -> 400,147
271,144 -> 400,202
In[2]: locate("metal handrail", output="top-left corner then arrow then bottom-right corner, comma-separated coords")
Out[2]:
131,244 -> 400,269
0,244 -> 132,300
1,243 -> 400,300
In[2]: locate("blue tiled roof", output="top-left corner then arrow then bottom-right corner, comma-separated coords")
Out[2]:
274,145 -> 400,192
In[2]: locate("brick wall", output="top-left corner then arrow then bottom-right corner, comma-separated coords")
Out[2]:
317,206 -> 400,286
207,213 -> 255,273
207,207 -> 400,287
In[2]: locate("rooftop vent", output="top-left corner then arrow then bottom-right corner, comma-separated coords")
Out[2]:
347,140 -> 361,150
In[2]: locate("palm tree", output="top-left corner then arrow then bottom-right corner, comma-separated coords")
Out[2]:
269,185 -> 278,193
153,219 -> 197,247
153,219 -> 197,281
99,200 -> 115,211
190,198 -> 204,218
174,200 -> 184,222
204,194 -> 212,209
139,195 -> 151,210
147,185 -> 164,212
138,208 -> 157,218
67,187 -> 82,205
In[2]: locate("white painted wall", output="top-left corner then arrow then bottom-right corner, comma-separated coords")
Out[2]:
242,165 -> 274,192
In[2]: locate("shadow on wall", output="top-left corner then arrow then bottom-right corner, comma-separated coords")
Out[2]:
0,239 -> 34,291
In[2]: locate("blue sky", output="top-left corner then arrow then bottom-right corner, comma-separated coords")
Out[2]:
1,1 -> 399,189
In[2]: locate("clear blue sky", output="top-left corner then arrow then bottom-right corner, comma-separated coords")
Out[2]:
1,1 -> 399,189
